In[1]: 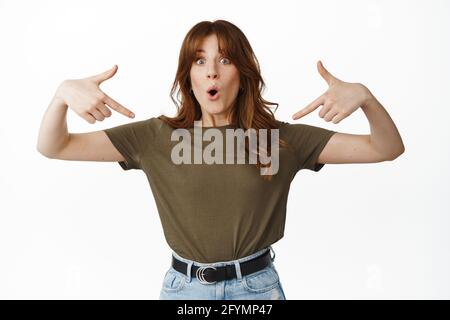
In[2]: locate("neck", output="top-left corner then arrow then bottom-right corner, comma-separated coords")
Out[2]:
200,116 -> 231,127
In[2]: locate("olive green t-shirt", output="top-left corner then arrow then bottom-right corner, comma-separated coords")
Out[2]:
103,116 -> 336,263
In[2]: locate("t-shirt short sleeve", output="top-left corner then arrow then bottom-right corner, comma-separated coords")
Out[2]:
103,118 -> 152,171
282,122 -> 337,172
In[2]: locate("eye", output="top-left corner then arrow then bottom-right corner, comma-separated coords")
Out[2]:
195,58 -> 205,65
194,57 -> 231,65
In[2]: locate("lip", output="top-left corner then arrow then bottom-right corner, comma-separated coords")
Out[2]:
207,91 -> 220,101
206,85 -> 220,101
206,85 -> 220,93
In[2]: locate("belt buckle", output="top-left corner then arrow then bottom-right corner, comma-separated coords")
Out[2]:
196,266 -> 217,285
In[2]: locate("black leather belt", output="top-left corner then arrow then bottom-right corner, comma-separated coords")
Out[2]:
172,249 -> 272,285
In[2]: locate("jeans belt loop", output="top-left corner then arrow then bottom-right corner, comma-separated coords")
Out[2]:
186,261 -> 193,283
269,246 -> 276,262
234,261 -> 243,282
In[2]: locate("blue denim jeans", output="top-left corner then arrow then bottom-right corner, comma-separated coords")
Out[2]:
159,246 -> 286,300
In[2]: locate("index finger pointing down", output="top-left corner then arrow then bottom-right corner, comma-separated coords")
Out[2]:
104,95 -> 135,118
292,95 -> 325,120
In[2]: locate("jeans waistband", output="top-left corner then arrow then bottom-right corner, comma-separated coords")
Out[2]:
172,246 -> 276,267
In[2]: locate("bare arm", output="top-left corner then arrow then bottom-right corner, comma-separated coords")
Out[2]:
316,92 -> 404,164
360,93 -> 404,160
36,65 -> 135,160
36,94 -> 70,157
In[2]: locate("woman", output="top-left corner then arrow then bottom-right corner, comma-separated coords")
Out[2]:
36,20 -> 405,300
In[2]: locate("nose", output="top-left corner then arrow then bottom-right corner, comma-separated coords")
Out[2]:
207,64 -> 219,80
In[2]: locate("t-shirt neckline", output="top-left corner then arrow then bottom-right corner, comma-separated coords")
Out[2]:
189,124 -> 237,129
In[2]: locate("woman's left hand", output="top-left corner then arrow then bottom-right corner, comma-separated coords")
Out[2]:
292,61 -> 373,124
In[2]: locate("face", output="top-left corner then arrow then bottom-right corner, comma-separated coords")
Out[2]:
190,33 -> 240,126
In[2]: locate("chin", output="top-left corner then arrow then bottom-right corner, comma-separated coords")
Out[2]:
203,104 -> 228,114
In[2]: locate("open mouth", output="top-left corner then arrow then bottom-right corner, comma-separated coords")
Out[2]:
207,89 -> 218,97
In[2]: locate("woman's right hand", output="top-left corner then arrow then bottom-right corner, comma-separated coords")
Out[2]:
54,65 -> 135,124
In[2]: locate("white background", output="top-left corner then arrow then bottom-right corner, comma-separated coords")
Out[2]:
0,0 -> 449,299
